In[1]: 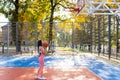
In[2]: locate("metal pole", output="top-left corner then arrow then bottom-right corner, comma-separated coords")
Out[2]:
81,23 -> 84,50
116,16 -> 119,58
108,15 -> 111,60
16,22 -> 18,54
102,16 -> 105,55
7,23 -> 10,54
72,22 -> 74,49
34,22 -> 37,52
90,22 -> 93,53
98,18 -> 101,56
2,42 -> 4,54
7,0 -> 11,55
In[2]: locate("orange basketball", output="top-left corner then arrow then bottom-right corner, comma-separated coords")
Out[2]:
42,41 -> 48,48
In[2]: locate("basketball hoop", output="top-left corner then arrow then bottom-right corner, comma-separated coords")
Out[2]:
65,7 -> 81,13
64,0 -> 85,15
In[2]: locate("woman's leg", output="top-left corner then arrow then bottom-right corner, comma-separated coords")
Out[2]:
38,55 -> 44,77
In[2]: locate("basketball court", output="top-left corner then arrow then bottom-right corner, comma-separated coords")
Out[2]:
0,52 -> 120,80
0,67 -> 101,80
0,0 -> 120,80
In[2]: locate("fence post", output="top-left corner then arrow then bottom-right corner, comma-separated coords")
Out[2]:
2,42 -> 5,54
7,22 -> 10,54
72,22 -> 74,49
90,22 -> 93,53
34,22 -> 38,53
116,16 -> 120,59
16,22 -> 18,54
108,15 -> 111,60
98,18 -> 101,56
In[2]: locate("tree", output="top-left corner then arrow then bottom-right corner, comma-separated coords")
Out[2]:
0,0 -> 21,53
48,0 -> 75,51
0,0 -> 50,53
0,0 -> 76,53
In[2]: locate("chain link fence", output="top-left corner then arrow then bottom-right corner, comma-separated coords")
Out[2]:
0,15 -> 120,60
0,22 -> 75,55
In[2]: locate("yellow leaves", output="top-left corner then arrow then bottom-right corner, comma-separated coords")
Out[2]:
107,0 -> 120,2
56,22 -> 65,29
106,0 -> 119,8
74,23 -> 82,30
18,0 -> 50,22
28,8 -> 34,15
65,22 -> 72,28
37,24 -> 42,30
56,15 -> 87,31
70,13 -> 86,22
55,22 -> 70,33
55,21 -> 82,33
116,0 -> 120,2
75,15 -> 86,22
107,0 -> 112,2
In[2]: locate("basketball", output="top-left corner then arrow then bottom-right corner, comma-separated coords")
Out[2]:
42,41 -> 48,48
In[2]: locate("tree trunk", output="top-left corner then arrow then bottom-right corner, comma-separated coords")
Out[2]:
11,0 -> 21,54
48,0 -> 55,52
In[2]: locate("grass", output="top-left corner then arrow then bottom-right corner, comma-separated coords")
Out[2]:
57,47 -> 73,51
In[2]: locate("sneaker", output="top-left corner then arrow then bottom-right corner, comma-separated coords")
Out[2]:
35,75 -> 39,79
38,76 -> 46,80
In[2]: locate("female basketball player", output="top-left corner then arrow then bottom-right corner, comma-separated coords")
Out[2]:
35,41 -> 48,80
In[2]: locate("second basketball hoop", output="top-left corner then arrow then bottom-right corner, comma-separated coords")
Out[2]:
64,0 -> 85,15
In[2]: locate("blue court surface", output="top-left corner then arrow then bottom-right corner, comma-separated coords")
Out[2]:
0,55 -> 120,80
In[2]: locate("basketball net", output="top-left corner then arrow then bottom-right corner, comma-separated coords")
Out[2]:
64,0 -> 85,15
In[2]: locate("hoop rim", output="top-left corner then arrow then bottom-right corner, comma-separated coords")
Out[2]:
64,0 -> 85,14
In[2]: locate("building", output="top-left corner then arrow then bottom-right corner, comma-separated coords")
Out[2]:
1,24 -> 12,44
1,23 -> 33,46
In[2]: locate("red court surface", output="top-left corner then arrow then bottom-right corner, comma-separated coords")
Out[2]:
0,67 -> 102,80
